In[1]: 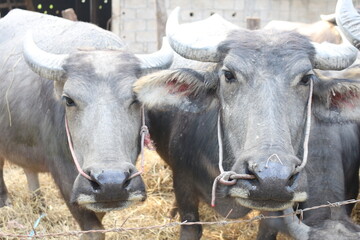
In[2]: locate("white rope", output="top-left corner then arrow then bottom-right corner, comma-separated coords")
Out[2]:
129,105 -> 148,179
295,79 -> 313,173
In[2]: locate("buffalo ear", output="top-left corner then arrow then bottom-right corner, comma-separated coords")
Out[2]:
133,68 -> 217,113
312,77 -> 360,123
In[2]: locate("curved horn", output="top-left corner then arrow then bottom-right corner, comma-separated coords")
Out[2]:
336,0 -> 360,49
166,7 -> 238,62
135,37 -> 173,72
312,38 -> 358,70
23,31 -> 68,81
283,208 -> 310,240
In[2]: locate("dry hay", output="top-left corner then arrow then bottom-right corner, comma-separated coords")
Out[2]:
0,150 -> 358,240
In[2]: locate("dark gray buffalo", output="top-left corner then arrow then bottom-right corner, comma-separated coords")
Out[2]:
133,1 -> 360,239
256,0 -> 360,239
0,9 -> 172,239
255,68 -> 360,239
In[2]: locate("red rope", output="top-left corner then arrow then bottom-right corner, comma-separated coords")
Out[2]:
65,116 -> 92,181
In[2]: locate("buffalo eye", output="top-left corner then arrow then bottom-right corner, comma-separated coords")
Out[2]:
129,98 -> 139,108
223,70 -> 236,83
300,74 -> 315,86
62,95 -> 76,107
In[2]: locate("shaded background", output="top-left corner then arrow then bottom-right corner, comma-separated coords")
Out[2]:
2,0 -> 360,53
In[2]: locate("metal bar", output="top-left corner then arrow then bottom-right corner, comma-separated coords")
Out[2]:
0,2 -> 27,9
89,0 -> 98,25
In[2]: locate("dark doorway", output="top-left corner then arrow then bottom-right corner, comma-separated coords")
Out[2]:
1,0 -> 111,30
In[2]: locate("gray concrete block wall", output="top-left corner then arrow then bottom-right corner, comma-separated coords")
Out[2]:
114,0 -> 360,53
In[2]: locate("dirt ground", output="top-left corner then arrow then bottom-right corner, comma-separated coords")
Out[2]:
0,150 -> 358,240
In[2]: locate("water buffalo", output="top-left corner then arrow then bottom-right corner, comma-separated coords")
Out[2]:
0,9 -> 172,240
256,0 -> 360,239
132,1 -> 360,238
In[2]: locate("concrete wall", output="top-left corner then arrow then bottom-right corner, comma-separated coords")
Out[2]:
112,0 -> 360,53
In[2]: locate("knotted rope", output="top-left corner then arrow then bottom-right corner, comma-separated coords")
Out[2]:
211,112 -> 255,207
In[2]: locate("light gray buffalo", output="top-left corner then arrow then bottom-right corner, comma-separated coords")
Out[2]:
264,16 -> 342,44
264,4 -> 360,45
0,9 -> 172,240
132,0 -> 360,239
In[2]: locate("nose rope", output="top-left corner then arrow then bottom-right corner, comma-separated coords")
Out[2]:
65,105 -> 148,181
129,105 -> 148,179
211,79 -> 314,207
65,116 -> 92,181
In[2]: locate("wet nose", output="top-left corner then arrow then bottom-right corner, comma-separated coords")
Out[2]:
85,168 -> 146,200
249,160 -> 297,185
245,160 -> 299,201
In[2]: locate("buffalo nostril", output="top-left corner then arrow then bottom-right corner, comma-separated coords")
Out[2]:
246,168 -> 255,176
88,170 -> 130,190
90,180 -> 101,192
87,170 -> 102,192
287,172 -> 299,187
245,164 -> 259,181
123,178 -> 131,189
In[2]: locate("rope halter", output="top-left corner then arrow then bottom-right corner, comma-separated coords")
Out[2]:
211,79 -> 314,207
65,105 -> 148,182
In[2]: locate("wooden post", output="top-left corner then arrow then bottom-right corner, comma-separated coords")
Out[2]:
155,0 -> 167,49
24,0 -> 34,11
246,17 -> 261,30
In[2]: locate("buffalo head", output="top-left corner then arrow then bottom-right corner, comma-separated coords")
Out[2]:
23,33 -> 173,212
